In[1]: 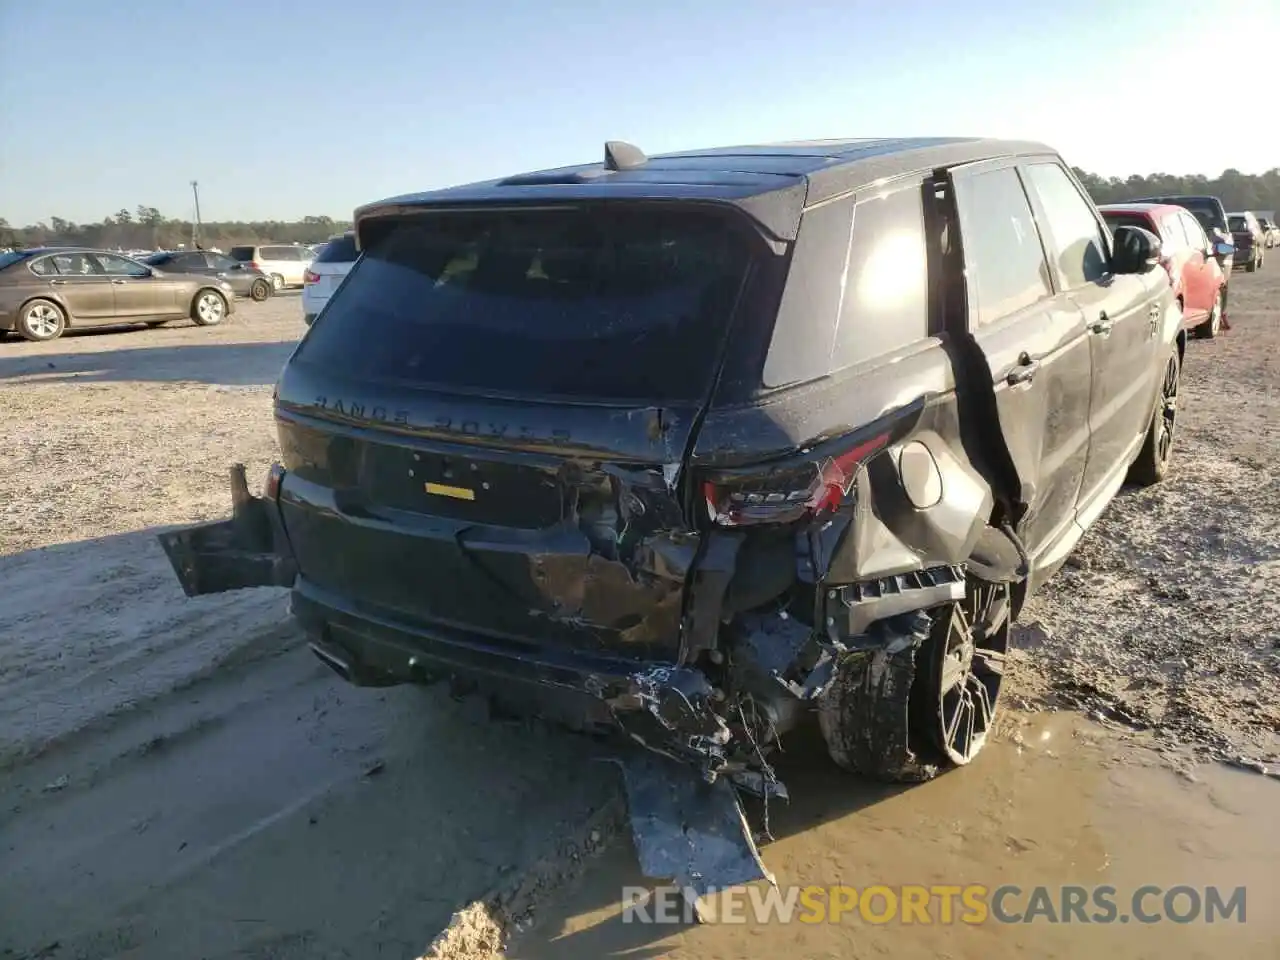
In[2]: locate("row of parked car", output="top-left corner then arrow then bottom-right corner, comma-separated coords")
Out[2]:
0,236 -> 360,341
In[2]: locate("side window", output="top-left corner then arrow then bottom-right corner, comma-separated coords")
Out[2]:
830,185 -> 928,370
52,253 -> 100,275
1021,162 -> 1109,288
1160,214 -> 1189,251
260,246 -> 287,261
29,257 -> 59,277
1181,213 -> 1209,250
953,167 -> 1052,327
94,253 -> 150,277
170,252 -> 205,271
209,254 -> 237,270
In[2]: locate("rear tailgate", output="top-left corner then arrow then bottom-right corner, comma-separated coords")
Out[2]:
276,202 -> 763,661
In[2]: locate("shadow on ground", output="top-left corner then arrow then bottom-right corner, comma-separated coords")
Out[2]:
0,339 -> 297,386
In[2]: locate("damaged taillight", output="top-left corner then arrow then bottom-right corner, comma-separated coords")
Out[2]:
702,431 -> 890,527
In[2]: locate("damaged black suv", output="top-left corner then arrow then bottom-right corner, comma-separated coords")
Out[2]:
161,137 -> 1182,894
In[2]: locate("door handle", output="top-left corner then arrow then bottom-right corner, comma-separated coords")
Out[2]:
1089,313 -> 1114,337
50,279 -> 66,285
111,278 -> 127,285
1007,355 -> 1040,386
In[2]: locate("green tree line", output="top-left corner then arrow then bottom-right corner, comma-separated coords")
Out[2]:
0,209 -> 353,251
3,166 -> 1278,251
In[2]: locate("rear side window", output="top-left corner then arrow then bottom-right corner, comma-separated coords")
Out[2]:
830,185 -> 928,370
261,246 -> 294,260
229,246 -> 255,262
295,207 -> 753,402
1101,212 -> 1154,236
28,256 -> 57,276
315,235 -> 358,263
1228,216 -> 1247,232
954,167 -> 1052,327
1022,163 -> 1108,288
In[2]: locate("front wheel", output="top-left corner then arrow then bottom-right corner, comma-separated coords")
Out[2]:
817,580 -> 1011,782
270,273 -> 284,292
1246,255 -> 1258,273
250,278 -> 271,302
191,290 -> 227,326
1128,348 -> 1180,487
17,298 -> 66,342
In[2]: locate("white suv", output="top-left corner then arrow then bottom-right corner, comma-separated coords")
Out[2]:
228,244 -> 314,292
302,232 -> 359,326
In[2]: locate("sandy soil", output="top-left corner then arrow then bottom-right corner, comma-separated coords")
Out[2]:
0,299 -> 617,959
1,269 -> 1276,959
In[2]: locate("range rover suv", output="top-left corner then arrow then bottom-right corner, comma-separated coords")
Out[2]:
159,137 -> 1182,892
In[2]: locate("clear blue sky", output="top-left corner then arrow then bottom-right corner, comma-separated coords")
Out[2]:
1,0 -> 1275,226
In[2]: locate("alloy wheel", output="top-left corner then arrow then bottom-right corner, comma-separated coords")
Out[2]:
197,292 -> 225,324
1156,355 -> 1179,466
25,304 -> 62,339
920,580 -> 1011,765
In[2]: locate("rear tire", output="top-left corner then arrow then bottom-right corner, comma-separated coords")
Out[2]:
271,273 -> 284,292
191,290 -> 227,326
1128,348 -> 1180,487
1194,290 -> 1223,339
250,278 -> 271,302
17,298 -> 66,342
818,581 -> 1011,782
1246,255 -> 1257,273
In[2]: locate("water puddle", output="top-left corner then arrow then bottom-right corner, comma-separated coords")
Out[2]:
506,710 -> 1279,959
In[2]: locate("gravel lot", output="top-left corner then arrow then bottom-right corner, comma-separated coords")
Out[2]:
0,272 -> 1276,958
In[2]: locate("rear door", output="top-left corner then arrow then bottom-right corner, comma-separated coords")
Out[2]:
274,204 -> 757,660
949,159 -> 1094,561
1178,211 -> 1221,318
1019,161 -> 1163,511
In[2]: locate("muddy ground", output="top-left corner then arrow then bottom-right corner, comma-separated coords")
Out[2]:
0,270 -> 1276,958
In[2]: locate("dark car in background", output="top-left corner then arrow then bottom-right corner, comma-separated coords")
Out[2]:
1227,212 -> 1264,271
1100,202 -> 1228,337
0,247 -> 235,341
145,250 -> 274,301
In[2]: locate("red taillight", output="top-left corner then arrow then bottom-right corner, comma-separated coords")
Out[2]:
303,269 -> 320,284
702,431 -> 891,527
248,260 -> 261,271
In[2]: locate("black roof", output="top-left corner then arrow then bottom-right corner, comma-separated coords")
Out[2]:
356,136 -> 1057,242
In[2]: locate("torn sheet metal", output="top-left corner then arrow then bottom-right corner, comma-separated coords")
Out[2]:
619,750 -> 776,904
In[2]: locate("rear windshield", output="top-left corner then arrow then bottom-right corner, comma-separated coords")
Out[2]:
1228,216 -> 1247,232
1102,213 -> 1154,235
229,246 -> 255,261
314,234 -> 358,263
294,207 -> 753,402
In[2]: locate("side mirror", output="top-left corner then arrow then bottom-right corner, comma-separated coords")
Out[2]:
1213,240 -> 1234,258
1112,225 -> 1163,275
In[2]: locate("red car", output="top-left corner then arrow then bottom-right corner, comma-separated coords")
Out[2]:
1099,203 -> 1228,338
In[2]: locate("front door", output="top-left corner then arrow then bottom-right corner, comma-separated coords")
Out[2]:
1019,161 -> 1163,509
93,252 -> 180,318
1176,210 -> 1221,323
949,160 -> 1095,561
46,252 -> 115,322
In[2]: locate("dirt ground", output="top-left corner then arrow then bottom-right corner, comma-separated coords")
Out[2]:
0,271 -> 1276,959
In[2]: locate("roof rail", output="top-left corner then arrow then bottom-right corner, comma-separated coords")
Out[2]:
604,140 -> 647,171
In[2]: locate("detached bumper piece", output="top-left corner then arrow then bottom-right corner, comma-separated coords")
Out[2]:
157,464 -> 297,596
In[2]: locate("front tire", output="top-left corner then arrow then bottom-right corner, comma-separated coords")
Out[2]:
250,278 -> 271,302
191,290 -> 227,326
270,273 -> 284,293
17,299 -> 67,342
1246,255 -> 1258,273
1128,348 -> 1180,487
817,580 -> 1011,782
